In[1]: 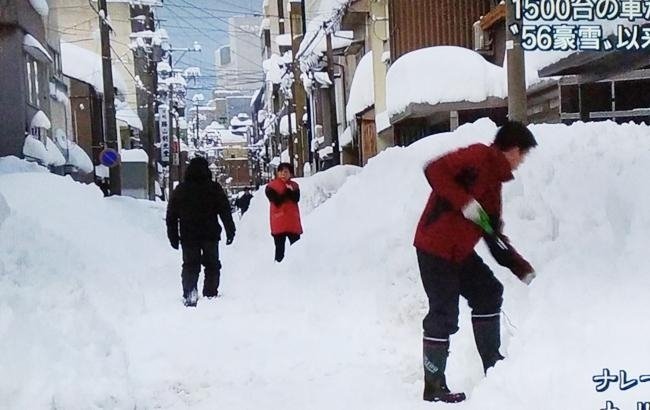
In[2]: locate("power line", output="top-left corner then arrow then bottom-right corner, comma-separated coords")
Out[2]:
165,0 -> 264,53
165,0 -> 260,15
162,2 -> 264,70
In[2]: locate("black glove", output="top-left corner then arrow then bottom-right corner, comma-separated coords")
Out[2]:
483,233 -> 512,267
484,232 -> 535,285
226,234 -> 234,245
170,238 -> 179,250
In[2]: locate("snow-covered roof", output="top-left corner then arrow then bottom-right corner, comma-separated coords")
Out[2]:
375,111 -> 390,133
346,51 -> 374,120
313,72 -> 332,88
60,43 -> 128,95
120,149 -> 148,163
298,0 -> 353,59
55,138 -> 93,174
339,126 -> 352,147
205,121 -> 226,131
386,46 -> 506,117
28,0 -> 49,16
30,110 -> 51,130
218,130 -> 247,144
67,143 -> 93,174
115,102 -> 143,131
231,114 -> 253,128
263,54 -> 287,84
520,17 -> 637,85
23,34 -> 53,62
45,137 -> 66,167
314,30 -> 353,54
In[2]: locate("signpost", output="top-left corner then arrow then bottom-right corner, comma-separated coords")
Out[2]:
158,105 -> 170,164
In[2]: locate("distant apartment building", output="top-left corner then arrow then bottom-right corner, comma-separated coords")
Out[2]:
215,16 -> 263,93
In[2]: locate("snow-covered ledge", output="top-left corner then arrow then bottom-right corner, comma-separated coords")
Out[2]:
23,135 -> 49,165
23,34 -> 53,62
31,110 -> 51,130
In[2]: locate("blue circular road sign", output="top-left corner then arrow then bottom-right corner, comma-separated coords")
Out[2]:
100,148 -> 120,168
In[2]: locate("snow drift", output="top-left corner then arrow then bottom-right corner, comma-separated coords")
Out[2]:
1,120 -> 650,409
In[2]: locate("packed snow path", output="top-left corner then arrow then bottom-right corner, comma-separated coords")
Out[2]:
1,120 -> 650,409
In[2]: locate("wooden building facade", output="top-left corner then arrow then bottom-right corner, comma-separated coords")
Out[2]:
388,0 -> 494,61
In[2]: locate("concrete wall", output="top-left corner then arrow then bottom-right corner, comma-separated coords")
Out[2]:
0,28 -> 29,157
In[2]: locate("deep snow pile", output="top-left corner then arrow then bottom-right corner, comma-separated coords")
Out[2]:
2,120 -> 650,409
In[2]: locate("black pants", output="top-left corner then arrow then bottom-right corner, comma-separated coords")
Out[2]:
181,241 -> 222,298
417,249 -> 503,339
273,233 -> 301,262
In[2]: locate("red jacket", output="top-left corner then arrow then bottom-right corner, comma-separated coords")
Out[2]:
414,143 -> 514,262
266,178 -> 303,235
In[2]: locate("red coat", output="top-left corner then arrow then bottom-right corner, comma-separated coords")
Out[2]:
266,178 -> 303,235
414,143 -> 513,262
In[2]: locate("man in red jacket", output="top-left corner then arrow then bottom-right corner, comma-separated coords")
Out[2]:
265,162 -> 303,262
414,121 -> 537,403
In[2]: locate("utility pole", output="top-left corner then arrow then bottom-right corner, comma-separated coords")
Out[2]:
290,0 -> 307,176
286,100 -> 294,166
167,78 -> 175,196
195,100 -> 200,147
325,28 -> 340,165
175,109 -> 183,182
98,0 -> 122,194
131,5 -> 157,200
300,0 -> 313,167
163,44 -> 200,197
506,0 -> 528,123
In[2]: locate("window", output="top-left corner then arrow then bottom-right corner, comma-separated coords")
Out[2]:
219,46 -> 231,66
25,54 -> 40,108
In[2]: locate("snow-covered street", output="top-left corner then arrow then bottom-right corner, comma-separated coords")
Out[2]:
2,120 -> 650,409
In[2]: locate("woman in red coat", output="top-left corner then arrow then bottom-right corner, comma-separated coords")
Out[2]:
265,162 -> 303,262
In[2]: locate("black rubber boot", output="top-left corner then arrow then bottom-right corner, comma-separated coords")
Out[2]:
183,288 -> 198,307
423,339 -> 466,403
472,315 -> 505,373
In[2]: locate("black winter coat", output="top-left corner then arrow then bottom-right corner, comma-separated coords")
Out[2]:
166,180 -> 236,244
235,192 -> 253,212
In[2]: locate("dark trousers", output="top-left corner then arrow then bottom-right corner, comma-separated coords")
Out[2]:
417,249 -> 503,339
273,233 -> 301,262
181,241 -> 221,298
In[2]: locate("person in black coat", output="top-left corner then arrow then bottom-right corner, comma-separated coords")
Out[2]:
234,188 -> 254,216
166,157 -> 236,307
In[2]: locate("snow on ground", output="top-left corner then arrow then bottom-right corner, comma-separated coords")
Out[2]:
2,120 -> 650,409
